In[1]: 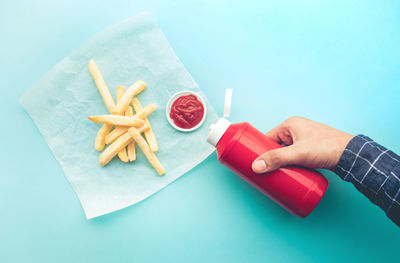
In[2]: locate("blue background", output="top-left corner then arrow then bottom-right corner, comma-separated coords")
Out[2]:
1,0 -> 399,262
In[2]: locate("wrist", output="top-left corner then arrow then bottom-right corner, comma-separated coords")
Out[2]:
330,132 -> 354,170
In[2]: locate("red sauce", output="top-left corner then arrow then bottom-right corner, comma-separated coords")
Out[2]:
170,94 -> 204,129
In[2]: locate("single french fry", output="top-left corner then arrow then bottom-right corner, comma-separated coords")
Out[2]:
125,106 -> 136,161
95,124 -> 113,151
119,151 -> 129,162
104,104 -> 158,144
128,128 -> 165,176
88,115 -> 145,127
135,104 -> 157,119
117,86 -> 125,102
99,124 -> 149,166
88,59 -> 116,114
89,59 -> 116,150
127,141 -> 136,162
116,86 -> 129,162
118,149 -> 129,162
125,106 -> 133,116
100,132 -> 130,166
131,98 -> 159,152
105,127 -> 126,144
116,80 -> 146,115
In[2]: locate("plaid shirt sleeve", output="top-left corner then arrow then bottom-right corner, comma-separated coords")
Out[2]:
334,135 -> 400,227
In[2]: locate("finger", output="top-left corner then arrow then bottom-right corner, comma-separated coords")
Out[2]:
265,125 -> 283,144
251,145 -> 304,174
265,124 -> 293,146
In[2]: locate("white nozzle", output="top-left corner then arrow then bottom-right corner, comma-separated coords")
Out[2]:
207,89 -> 233,147
223,89 -> 232,118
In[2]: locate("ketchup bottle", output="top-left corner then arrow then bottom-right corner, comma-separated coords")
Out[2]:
207,118 -> 329,218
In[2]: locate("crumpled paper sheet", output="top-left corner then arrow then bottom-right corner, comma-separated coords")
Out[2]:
20,13 -> 218,219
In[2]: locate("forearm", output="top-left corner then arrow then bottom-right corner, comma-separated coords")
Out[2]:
334,135 -> 400,227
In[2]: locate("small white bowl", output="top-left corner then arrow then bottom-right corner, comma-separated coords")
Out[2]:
166,90 -> 207,132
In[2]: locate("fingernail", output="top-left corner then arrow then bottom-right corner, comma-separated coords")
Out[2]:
252,159 -> 267,173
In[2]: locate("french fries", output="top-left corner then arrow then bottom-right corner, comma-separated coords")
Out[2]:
88,60 -> 116,114
128,128 -> 165,176
104,104 -> 158,144
88,59 -> 165,175
99,125 -> 149,166
116,80 -> 146,115
132,98 -> 159,152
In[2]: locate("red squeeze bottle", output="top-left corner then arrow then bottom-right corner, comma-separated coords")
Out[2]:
207,118 -> 329,218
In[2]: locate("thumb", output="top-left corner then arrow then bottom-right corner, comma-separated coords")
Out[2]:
252,145 -> 303,174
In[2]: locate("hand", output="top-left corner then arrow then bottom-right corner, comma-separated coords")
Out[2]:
251,117 -> 354,174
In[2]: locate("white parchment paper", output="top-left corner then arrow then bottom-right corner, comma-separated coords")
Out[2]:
20,13 -> 218,219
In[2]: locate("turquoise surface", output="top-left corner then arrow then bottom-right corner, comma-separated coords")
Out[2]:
1,0 -> 399,262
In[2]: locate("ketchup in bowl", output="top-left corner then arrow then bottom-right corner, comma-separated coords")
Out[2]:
169,94 -> 204,129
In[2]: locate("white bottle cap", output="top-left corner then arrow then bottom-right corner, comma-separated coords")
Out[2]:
207,118 -> 232,147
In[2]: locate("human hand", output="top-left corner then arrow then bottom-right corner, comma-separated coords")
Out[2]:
251,117 -> 354,174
